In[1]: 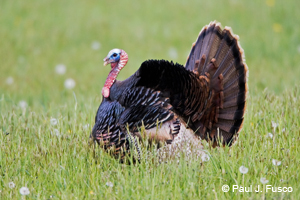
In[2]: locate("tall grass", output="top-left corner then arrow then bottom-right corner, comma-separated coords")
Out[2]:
1,88 -> 299,199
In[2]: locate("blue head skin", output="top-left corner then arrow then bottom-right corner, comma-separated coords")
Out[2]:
103,49 -> 122,66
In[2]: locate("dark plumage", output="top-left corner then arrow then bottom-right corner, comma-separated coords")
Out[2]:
91,21 -> 248,159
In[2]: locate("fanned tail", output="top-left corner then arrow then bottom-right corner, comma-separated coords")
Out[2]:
185,21 -> 248,146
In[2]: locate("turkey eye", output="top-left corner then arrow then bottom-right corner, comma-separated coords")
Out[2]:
113,53 -> 117,57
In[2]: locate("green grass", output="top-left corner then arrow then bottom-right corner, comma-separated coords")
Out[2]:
1,0 -> 300,199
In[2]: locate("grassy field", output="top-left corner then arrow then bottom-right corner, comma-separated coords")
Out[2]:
1,0 -> 299,199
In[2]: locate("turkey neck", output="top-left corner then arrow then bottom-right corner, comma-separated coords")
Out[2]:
102,50 -> 128,98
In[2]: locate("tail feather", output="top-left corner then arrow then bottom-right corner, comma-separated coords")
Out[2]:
223,75 -> 243,91
219,105 -> 245,120
200,25 -> 221,72
186,22 -> 223,73
185,21 -> 248,146
223,91 -> 246,108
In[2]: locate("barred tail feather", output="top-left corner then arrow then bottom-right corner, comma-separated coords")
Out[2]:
185,21 -> 248,146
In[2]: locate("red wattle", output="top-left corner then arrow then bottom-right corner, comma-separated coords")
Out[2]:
102,50 -> 128,98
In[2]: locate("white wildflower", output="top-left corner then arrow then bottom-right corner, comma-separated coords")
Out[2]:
18,100 -> 27,109
91,41 -> 101,50
260,177 -> 269,184
50,118 -> 58,126
19,187 -> 30,195
239,166 -> 249,174
53,129 -> 60,137
222,169 -> 225,174
271,121 -> 278,129
64,78 -> 76,89
83,124 -> 90,130
272,159 -> 281,166
168,47 -> 178,59
8,182 -> 15,189
201,153 -> 210,162
6,77 -> 14,85
55,64 -> 66,75
106,181 -> 113,187
282,128 -> 286,133
268,133 -> 273,139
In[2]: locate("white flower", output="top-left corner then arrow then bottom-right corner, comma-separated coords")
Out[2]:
50,118 -> 58,126
297,45 -> 300,53
106,181 -> 113,187
8,182 -> 15,189
18,100 -> 27,109
272,159 -> 281,166
6,77 -> 14,85
55,64 -> 66,75
168,47 -> 178,59
91,41 -> 101,50
271,121 -> 278,129
64,78 -> 76,89
83,124 -> 90,130
282,128 -> 286,133
201,153 -> 210,162
260,177 -> 269,184
53,129 -> 61,137
19,187 -> 30,195
239,166 -> 249,174
268,133 -> 273,139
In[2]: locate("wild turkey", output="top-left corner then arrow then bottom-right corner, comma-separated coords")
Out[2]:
91,21 -> 248,160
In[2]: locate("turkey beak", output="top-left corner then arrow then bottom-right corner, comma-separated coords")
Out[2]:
103,57 -> 109,66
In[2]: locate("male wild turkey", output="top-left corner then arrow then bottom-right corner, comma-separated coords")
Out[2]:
91,21 -> 248,160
